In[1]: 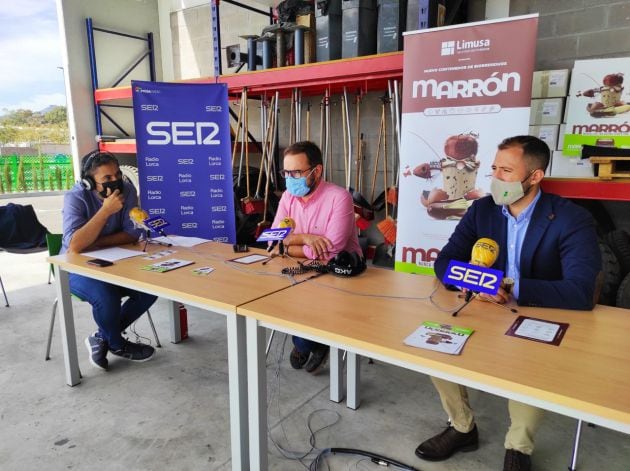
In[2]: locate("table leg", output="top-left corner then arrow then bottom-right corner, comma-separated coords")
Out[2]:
247,317 -> 267,471
329,347 -> 344,403
226,313 -> 249,470
569,419 -> 583,471
53,266 -> 81,386
347,352 -> 361,410
168,300 -> 182,343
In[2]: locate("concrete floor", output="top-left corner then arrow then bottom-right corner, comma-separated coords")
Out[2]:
1,194 -> 629,470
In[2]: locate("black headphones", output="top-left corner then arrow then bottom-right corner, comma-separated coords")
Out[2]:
326,251 -> 367,277
80,150 -> 118,191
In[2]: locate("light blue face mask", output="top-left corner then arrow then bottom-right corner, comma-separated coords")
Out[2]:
285,168 -> 315,197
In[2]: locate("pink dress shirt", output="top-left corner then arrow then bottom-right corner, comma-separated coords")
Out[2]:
272,180 -> 362,260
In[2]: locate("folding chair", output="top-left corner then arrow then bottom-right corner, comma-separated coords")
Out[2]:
45,233 -> 161,361
0,275 -> 8,307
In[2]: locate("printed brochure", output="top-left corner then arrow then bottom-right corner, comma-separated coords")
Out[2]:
404,321 -> 474,355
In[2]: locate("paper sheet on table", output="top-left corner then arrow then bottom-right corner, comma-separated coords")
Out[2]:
82,247 -> 145,262
152,236 -> 210,247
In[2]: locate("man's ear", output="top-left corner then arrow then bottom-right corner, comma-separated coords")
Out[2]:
531,168 -> 545,185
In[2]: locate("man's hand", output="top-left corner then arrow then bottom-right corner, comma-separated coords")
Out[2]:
479,286 -> 511,304
302,234 -> 333,259
100,189 -> 124,216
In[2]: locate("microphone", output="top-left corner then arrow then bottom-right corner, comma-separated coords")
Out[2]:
277,217 -> 295,255
465,238 -> 500,302
266,217 -> 296,254
442,238 -> 503,317
129,207 -> 152,233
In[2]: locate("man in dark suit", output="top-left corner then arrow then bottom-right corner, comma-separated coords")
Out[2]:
415,136 -> 601,471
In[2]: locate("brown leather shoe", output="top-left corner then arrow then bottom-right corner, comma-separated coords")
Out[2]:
415,424 -> 479,461
503,449 -> 531,471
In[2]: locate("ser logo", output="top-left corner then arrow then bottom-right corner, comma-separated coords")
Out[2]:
146,121 -> 220,145
442,260 -> 503,295
255,227 -> 292,242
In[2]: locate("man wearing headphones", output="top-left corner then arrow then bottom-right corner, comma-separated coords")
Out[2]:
61,150 -> 157,370
269,141 -> 363,374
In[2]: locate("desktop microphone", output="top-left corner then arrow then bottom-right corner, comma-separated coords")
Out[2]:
129,207 -> 153,233
465,238 -> 500,302
266,217 -> 296,254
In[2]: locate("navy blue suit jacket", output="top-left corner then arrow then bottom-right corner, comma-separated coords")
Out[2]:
434,192 -> 601,310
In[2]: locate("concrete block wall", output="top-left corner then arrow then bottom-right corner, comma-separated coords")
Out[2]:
510,0 -> 630,70
170,2 -> 271,80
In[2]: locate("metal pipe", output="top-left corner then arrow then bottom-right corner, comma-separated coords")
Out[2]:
257,34 -> 274,69
86,18 -> 102,136
240,35 -> 259,71
290,25 -> 309,66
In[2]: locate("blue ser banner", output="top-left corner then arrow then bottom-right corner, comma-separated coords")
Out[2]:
132,80 -> 236,243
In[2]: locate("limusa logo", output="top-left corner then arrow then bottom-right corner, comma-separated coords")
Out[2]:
441,41 -> 455,56
441,38 -> 491,56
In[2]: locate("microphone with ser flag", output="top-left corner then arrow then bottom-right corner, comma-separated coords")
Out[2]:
129,207 -> 173,250
265,217 -> 296,255
465,237 -> 500,302
442,237 -> 503,316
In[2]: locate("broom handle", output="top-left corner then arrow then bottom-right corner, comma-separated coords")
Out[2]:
231,94 -> 243,168
262,91 -> 279,222
255,96 -> 275,197
243,88 -> 251,198
370,106 -> 384,204
355,93 -> 361,190
306,101 -> 311,141
341,93 -> 348,188
383,99 -> 389,220
319,96 -> 325,152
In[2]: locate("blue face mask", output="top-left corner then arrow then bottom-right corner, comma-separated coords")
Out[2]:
285,168 -> 315,197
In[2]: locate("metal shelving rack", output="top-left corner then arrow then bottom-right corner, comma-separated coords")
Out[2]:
87,9 -> 630,202
86,17 -> 156,139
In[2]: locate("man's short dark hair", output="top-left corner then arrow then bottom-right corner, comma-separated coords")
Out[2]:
498,135 -> 550,172
284,141 -> 323,167
81,150 -> 119,178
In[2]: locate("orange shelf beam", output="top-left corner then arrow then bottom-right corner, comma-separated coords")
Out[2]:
94,52 -> 404,103
541,178 -> 630,201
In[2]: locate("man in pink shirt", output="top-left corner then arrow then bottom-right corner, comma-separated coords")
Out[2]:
270,141 -> 362,373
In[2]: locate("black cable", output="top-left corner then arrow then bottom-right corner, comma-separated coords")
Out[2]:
309,448 -> 420,471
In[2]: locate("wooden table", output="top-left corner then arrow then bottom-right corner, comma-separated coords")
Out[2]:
238,266 -> 630,470
48,241 -> 313,471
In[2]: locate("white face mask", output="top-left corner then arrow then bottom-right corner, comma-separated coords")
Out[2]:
490,171 -> 533,206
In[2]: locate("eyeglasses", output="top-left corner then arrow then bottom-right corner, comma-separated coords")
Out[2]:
281,167 -> 313,179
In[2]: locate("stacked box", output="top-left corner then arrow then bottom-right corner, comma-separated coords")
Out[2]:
531,69 -> 570,98
529,125 -> 559,150
550,150 -> 594,178
529,98 -> 565,125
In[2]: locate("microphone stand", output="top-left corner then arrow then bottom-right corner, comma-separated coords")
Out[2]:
452,292 -> 477,317
141,230 -> 151,252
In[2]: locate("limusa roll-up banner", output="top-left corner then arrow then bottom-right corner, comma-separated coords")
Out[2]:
132,81 -> 236,243
395,15 -> 538,275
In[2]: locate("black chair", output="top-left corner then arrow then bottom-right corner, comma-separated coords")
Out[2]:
0,202 -> 50,307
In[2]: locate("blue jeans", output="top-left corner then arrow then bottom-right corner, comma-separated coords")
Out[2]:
69,273 -> 157,350
292,336 -> 325,354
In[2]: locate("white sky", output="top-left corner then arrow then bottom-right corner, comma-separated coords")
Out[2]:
0,1 -> 66,114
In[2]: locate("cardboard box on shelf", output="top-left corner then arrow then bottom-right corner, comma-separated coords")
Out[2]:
550,150 -> 594,178
529,125 -> 559,150
557,124 -> 566,150
563,58 -> 630,156
531,69 -> 570,98
530,98 -> 565,125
